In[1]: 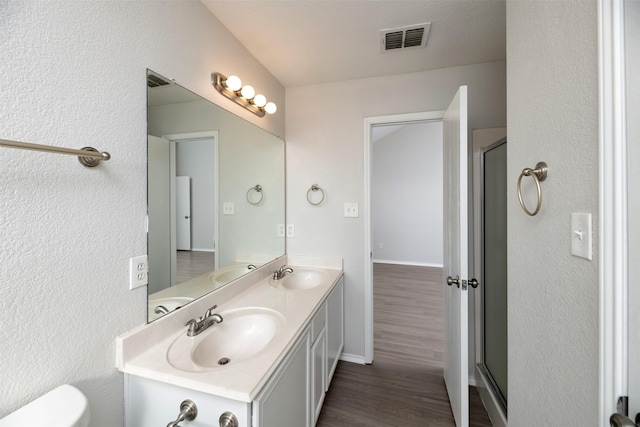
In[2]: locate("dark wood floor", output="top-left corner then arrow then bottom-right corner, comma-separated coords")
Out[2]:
176,250 -> 215,283
316,263 -> 493,427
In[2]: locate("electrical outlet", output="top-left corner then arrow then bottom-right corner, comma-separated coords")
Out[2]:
378,242 -> 383,249
287,224 -> 295,238
277,224 -> 285,237
129,255 -> 148,290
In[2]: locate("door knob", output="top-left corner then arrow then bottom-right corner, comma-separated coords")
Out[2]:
446,275 -> 460,288
610,413 -> 638,427
184,216 -> 189,219
469,278 -> 479,288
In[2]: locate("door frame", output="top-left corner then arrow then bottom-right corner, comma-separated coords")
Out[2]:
598,0 -> 628,424
363,111 -> 444,364
162,131 -> 219,272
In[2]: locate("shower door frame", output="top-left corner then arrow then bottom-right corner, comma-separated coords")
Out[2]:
472,129 -> 508,427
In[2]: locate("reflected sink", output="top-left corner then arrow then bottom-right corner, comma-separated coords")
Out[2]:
148,297 -> 194,321
167,307 -> 286,372
209,264 -> 257,284
272,268 -> 329,290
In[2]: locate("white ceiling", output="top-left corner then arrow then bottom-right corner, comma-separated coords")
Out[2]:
201,0 -> 506,88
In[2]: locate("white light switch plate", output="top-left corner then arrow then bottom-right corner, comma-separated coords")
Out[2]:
129,255 -> 148,289
571,212 -> 592,260
344,203 -> 359,218
277,224 -> 285,237
223,202 -> 235,215
287,224 -> 295,238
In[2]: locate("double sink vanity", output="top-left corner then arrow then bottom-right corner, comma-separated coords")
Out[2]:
116,256 -> 344,427
123,70 -> 344,426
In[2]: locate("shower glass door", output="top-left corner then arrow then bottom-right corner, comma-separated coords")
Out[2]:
480,140 -> 508,409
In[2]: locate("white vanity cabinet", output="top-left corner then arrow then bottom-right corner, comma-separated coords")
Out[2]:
253,327 -> 310,427
125,375 -> 251,427
325,277 -> 344,390
120,270 -> 344,427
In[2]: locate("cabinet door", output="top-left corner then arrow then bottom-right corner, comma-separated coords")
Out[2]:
253,330 -> 310,427
311,328 -> 326,424
326,277 -> 344,389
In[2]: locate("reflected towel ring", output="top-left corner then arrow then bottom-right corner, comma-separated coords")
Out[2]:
307,184 -> 325,206
246,184 -> 264,205
517,162 -> 548,216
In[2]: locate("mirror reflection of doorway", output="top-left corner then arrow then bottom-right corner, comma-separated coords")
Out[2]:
173,137 -> 217,284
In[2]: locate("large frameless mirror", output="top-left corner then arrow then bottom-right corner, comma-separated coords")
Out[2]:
146,69 -> 285,322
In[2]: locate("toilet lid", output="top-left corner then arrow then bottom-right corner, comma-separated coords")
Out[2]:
0,384 -> 90,427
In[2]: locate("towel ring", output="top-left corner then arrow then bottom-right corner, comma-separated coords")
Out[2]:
246,184 -> 263,205
307,184 -> 325,206
517,162 -> 548,216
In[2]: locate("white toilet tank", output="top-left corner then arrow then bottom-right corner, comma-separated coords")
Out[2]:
0,384 -> 90,427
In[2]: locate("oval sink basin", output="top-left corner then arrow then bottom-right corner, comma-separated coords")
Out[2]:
273,269 -> 329,290
208,264 -> 257,284
167,307 -> 286,372
148,297 -> 194,321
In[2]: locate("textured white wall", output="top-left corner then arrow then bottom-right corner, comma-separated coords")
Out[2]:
0,1 -> 283,425
286,61 -> 506,358
506,1 -> 599,424
372,122 -> 443,266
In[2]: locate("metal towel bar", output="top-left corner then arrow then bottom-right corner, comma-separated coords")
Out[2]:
0,138 -> 111,167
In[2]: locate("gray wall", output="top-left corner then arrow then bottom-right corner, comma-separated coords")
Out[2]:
0,2 -> 283,425
372,122 -> 443,266
507,1 -> 599,424
286,60 -> 507,360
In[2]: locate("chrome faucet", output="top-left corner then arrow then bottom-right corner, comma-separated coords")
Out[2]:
273,265 -> 294,280
184,305 -> 224,337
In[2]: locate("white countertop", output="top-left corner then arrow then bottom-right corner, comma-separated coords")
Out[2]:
116,255 -> 343,402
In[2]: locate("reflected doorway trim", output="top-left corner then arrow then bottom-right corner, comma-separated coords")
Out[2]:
598,0 -> 627,424
161,131 -> 220,275
363,111 -> 445,364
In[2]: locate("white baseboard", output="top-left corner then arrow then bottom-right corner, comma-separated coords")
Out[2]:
373,259 -> 443,268
189,248 -> 215,253
469,375 -> 476,387
339,353 -> 366,364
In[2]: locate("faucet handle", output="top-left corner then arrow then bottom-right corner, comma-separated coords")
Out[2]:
204,305 -> 218,318
185,319 -> 198,335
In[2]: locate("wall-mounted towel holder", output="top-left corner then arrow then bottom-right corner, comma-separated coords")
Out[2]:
246,184 -> 264,205
307,184 -> 325,206
0,138 -> 110,168
517,162 -> 548,216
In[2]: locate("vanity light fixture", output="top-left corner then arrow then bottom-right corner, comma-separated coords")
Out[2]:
212,72 -> 277,117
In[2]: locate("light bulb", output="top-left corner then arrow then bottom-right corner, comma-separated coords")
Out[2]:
265,102 -> 277,114
240,85 -> 255,99
253,94 -> 267,107
225,75 -> 242,91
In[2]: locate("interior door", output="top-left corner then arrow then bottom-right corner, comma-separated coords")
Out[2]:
443,85 -> 469,427
176,176 -> 191,251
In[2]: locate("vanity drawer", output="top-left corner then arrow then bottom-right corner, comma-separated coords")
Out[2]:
311,302 -> 327,344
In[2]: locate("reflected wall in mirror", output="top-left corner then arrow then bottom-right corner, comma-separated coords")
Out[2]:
146,69 -> 285,322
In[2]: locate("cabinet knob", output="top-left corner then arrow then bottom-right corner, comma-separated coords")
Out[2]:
220,411 -> 238,427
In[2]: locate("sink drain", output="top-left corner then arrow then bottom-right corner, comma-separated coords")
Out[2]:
218,357 -> 230,366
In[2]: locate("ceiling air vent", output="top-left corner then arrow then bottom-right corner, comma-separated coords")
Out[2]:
380,23 -> 431,53
147,73 -> 171,88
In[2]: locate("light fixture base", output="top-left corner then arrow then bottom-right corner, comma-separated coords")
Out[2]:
212,72 -> 266,117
